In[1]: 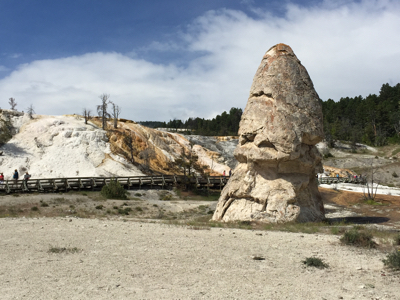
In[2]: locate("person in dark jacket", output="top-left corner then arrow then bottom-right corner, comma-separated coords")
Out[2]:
13,169 -> 19,182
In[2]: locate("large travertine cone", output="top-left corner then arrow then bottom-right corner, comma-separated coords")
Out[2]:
212,44 -> 325,223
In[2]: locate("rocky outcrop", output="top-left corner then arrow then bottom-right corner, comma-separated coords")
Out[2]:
186,135 -> 238,171
212,43 -> 325,223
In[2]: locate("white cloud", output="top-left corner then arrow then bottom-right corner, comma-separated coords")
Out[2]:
0,0 -> 399,121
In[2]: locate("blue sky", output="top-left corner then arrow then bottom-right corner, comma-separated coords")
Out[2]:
0,0 -> 399,121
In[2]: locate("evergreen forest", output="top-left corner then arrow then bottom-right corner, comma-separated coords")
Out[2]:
140,83 -> 400,147
139,107 -> 243,136
322,83 -> 400,147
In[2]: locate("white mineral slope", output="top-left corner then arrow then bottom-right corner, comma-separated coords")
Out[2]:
0,114 -> 144,179
320,182 -> 400,197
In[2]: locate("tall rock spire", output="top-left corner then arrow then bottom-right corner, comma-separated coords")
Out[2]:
212,43 -> 325,223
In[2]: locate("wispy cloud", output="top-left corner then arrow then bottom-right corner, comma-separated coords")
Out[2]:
0,0 -> 399,121
9,53 -> 22,59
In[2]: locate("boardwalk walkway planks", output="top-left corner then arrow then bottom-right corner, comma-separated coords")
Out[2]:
0,175 -> 230,194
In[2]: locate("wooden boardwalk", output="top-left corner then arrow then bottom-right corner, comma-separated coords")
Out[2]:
0,175 -> 366,194
0,175 -> 230,194
318,177 -> 366,185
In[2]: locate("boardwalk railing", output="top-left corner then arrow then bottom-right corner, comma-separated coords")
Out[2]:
0,175 -> 230,194
318,176 -> 366,185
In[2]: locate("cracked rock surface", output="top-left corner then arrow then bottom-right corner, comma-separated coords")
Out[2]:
213,43 -> 325,223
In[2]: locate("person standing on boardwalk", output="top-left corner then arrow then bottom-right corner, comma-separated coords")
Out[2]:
13,169 -> 19,182
0,172 -> 4,185
24,172 -> 31,181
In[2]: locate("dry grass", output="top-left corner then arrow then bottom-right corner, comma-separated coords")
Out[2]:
48,246 -> 82,254
0,188 -> 399,252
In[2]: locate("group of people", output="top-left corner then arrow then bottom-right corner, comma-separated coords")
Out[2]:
0,170 -> 31,184
222,169 -> 232,177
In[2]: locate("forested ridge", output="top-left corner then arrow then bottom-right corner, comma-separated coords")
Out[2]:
140,83 -> 400,145
322,83 -> 400,147
139,107 -> 243,136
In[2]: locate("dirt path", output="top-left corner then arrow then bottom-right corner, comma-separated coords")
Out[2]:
0,217 -> 399,300
0,189 -> 400,299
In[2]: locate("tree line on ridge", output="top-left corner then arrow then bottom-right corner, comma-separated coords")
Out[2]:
140,83 -> 400,147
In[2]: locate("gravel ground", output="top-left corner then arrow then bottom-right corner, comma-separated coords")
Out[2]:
0,217 -> 399,300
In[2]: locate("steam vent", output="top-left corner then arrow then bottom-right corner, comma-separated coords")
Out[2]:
212,43 -> 325,223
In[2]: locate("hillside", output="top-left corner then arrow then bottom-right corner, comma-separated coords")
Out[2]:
0,110 -> 235,180
2,109 -> 400,192
319,140 -> 400,188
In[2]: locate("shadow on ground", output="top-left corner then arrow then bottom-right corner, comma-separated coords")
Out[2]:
327,216 -> 390,225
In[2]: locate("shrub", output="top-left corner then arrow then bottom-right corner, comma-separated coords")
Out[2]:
100,179 -> 128,200
364,199 -> 383,206
95,205 -> 104,210
393,234 -> 400,246
392,172 -> 398,178
323,152 -> 334,159
302,257 -> 329,269
48,246 -> 81,254
40,202 -> 49,207
118,207 -> 132,215
31,206 -> 39,211
382,250 -> 400,270
340,229 -> 376,248
159,191 -> 173,201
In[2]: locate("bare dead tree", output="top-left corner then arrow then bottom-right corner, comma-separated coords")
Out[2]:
26,104 -> 35,119
110,102 -> 121,129
363,159 -> 380,201
9,98 -> 17,110
123,130 -> 135,163
210,153 -> 215,174
139,144 -> 156,171
97,94 -> 110,130
175,142 -> 201,176
82,108 -> 92,124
